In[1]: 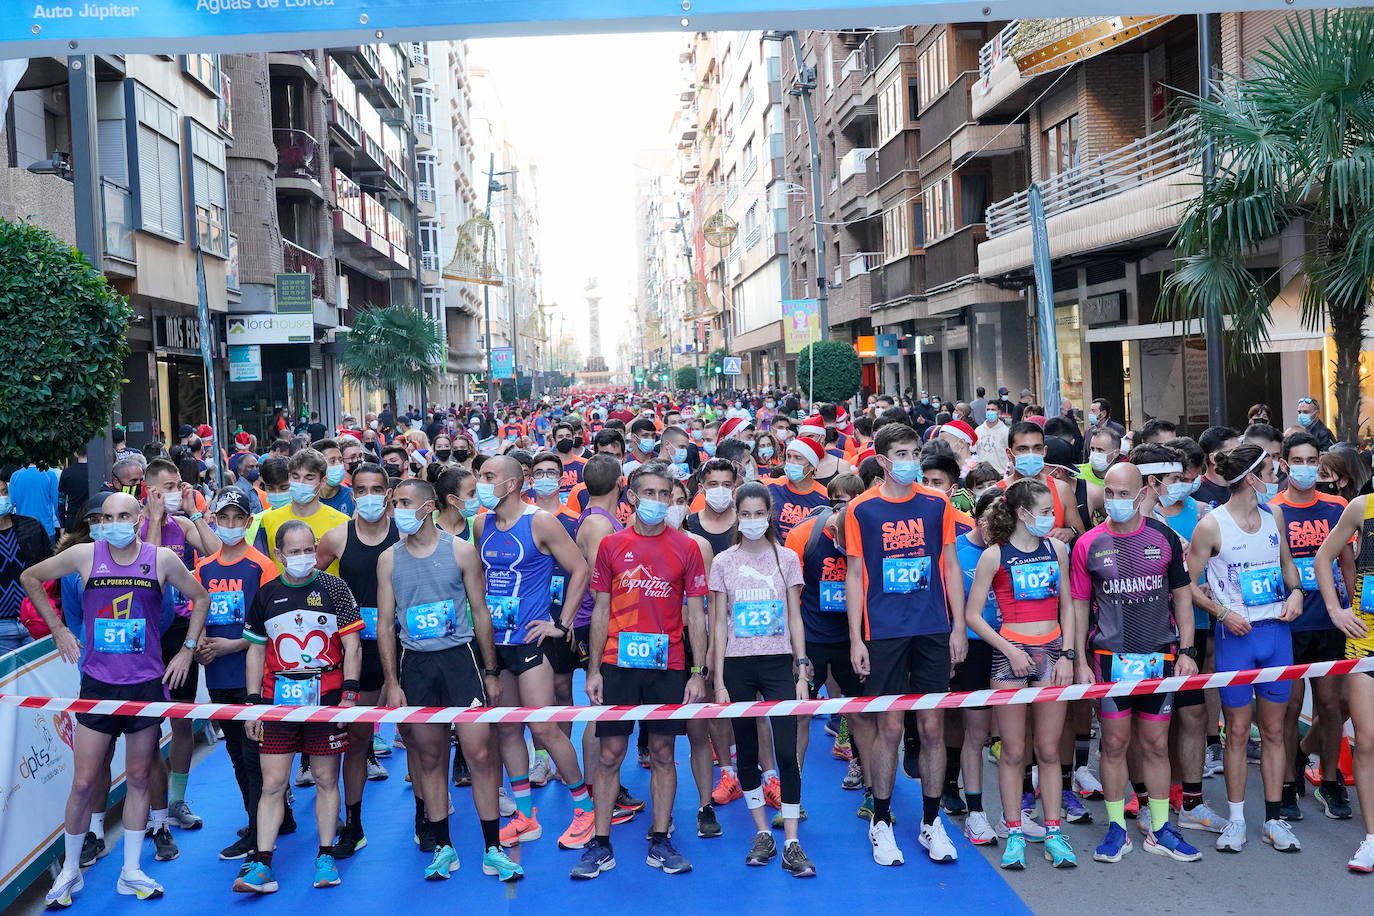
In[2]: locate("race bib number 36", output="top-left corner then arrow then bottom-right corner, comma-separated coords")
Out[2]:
406,600 -> 457,640
1239,566 -> 1281,607
94,618 -> 146,654
1010,561 -> 1059,601
207,590 -> 245,626
274,674 -> 321,706
882,556 -> 930,594
733,600 -> 784,638
617,631 -> 668,669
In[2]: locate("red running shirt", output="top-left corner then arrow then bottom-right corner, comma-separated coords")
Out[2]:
592,525 -> 707,670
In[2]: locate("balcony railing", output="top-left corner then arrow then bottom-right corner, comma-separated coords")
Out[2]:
100,178 -> 134,262
918,71 -> 973,156
848,252 -> 880,278
282,239 -> 326,299
418,182 -> 436,203
744,225 -> 762,249
985,117 -> 1198,238
724,185 -> 740,209
415,113 -> 432,135
273,128 -> 322,182
740,87 -> 755,117
839,147 -> 874,183
979,20 -> 1020,88
422,252 -> 441,272
410,42 -> 429,68
742,156 -> 758,184
926,224 -> 986,289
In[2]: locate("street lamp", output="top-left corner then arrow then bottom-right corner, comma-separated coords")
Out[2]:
702,211 -> 738,392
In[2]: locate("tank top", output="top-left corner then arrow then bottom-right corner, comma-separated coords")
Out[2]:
687,512 -> 736,558
1348,498 -> 1374,659
997,476 -> 1065,527
574,507 -> 622,627
340,520 -> 400,640
479,504 -> 554,646
1205,504 -> 1285,624
82,540 -> 165,684
390,531 -> 472,651
139,516 -> 194,618
990,537 -> 1061,626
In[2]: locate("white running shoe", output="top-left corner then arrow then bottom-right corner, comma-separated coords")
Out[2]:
367,758 -> 389,781
45,868 -> 83,907
1136,805 -> 1153,837
294,766 -> 315,787
919,817 -> 958,862
1074,765 -> 1104,799
963,811 -> 998,846
869,819 -> 904,866
996,815 -> 1047,842
116,868 -> 164,900
529,751 -> 554,787
1177,803 -> 1229,834
1347,837 -> 1374,873
1215,820 -> 1246,852
498,786 -> 516,818
1262,818 -> 1301,852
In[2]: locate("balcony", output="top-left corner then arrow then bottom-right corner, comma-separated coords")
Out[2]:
874,130 -> 919,192
273,128 -> 324,196
871,254 -> 926,308
839,147 -> 874,183
848,252 -> 880,278
744,225 -> 762,250
742,156 -> 758,184
331,170 -> 368,246
925,223 -> 986,291
267,49 -> 319,84
282,239 -> 326,300
740,87 -> 755,118
835,61 -> 877,132
918,71 -> 973,159
409,42 -> 430,83
414,112 -> 433,151
417,181 -> 436,218
100,179 -> 136,277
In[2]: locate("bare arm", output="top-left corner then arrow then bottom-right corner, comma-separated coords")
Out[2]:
1271,505 -> 1304,623
682,593 -> 707,703
943,542 -> 967,665
533,512 -> 589,630
710,590 -> 728,695
376,550 -> 400,700
585,590 -> 611,704
1317,497 -> 1368,639
315,524 -> 347,572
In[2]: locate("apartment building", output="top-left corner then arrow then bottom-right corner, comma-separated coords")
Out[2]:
3,53 -> 235,447
634,148 -> 691,379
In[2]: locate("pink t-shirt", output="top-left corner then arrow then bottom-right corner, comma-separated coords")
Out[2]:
708,543 -> 804,658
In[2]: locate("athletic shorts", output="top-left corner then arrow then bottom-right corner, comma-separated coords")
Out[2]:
76,675 -> 166,736
543,630 -> 578,675
805,639 -> 861,698
597,665 -> 689,737
573,624 -> 591,669
1292,628 -> 1346,665
160,616 -> 200,703
496,641 -> 548,677
1174,628 -> 1210,709
862,633 -> 951,697
1093,650 -> 1175,720
259,689 -> 348,756
953,639 -> 994,692
400,643 -> 487,708
358,639 -> 384,695
1215,619 -> 1292,708
991,628 -> 1062,686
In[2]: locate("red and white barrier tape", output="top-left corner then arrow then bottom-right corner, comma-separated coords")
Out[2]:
4,656 -> 1372,726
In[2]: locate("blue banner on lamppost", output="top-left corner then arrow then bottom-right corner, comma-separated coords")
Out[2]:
1028,183 -> 1061,420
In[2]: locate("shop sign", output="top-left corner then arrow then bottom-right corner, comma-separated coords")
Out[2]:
875,334 -> 899,357
225,313 -> 314,345
1084,291 -> 1124,326
275,273 -> 313,314
229,345 -> 262,382
154,314 -> 203,354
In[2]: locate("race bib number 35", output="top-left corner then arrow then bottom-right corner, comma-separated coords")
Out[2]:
94,618 -> 146,654
1010,561 -> 1059,601
1239,566 -> 1281,607
274,674 -> 321,706
406,600 -> 457,640
207,590 -> 245,626
882,556 -> 930,594
733,600 -> 784,638
617,631 -> 669,669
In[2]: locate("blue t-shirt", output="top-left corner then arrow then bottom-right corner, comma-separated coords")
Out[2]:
955,533 -> 999,639
1153,498 -> 1209,632
321,485 -> 355,517
1270,491 -> 1350,631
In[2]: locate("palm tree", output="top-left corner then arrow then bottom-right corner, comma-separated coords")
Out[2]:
1165,9 -> 1374,439
339,305 -> 444,411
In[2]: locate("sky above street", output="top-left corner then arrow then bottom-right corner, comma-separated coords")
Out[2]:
470,32 -> 689,365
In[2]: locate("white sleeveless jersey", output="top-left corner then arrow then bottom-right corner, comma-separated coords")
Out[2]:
1204,505 -> 1285,623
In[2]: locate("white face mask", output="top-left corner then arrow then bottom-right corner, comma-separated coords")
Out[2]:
665,505 -> 688,528
162,491 -> 182,513
704,486 -> 734,513
284,553 -> 316,578
739,518 -> 770,540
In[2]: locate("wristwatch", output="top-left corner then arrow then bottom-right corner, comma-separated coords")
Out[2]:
1178,645 -> 1199,661
690,665 -> 710,680
182,638 -> 197,652
1062,648 -> 1077,662
342,690 -> 359,702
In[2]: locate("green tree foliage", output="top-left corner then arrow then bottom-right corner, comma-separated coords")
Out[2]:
674,365 -> 699,390
796,340 -> 861,403
0,220 -> 133,467
339,305 -> 444,411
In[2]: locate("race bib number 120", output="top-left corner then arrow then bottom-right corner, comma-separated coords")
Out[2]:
882,557 -> 930,594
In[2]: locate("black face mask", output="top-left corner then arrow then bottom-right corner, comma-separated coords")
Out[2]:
1316,481 -> 1342,496
384,462 -> 404,477
555,439 -> 575,454
346,459 -> 362,475
435,450 -> 452,462
574,437 -> 585,448
455,449 -> 469,461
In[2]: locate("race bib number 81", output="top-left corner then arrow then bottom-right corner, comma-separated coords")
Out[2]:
1239,566 -> 1281,607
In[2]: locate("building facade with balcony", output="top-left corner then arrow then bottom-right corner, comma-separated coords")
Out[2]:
3,53 -> 236,448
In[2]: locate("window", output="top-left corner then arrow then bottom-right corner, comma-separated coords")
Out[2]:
419,219 -> 440,257
186,119 -> 228,256
921,175 -> 954,242
128,83 -> 184,240
878,76 -> 906,145
1043,115 -> 1080,177
423,286 -> 445,325
908,77 -> 920,121
181,54 -> 221,95
882,204 -> 910,263
416,152 -> 437,201
910,200 -> 924,248
917,31 -> 949,112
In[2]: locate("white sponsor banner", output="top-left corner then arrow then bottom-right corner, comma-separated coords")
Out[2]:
225,313 -> 313,345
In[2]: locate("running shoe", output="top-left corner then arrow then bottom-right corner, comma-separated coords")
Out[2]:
1216,820 -> 1246,852
1044,831 -> 1077,868
1144,823 -> 1201,862
558,808 -> 595,850
1170,783 -> 1183,812
638,746 -> 651,769
393,732 -> 406,749
964,811 -> 998,846
1279,796 -> 1303,822
1136,804 -> 1153,838
116,868 -> 164,900
611,801 -> 638,825
745,831 -> 777,866
1123,791 -> 1139,818
919,817 -> 957,862
499,809 -> 542,847
498,786 -> 517,818
998,815 -> 1045,841
280,808 -> 298,835
1246,737 -> 1262,762
857,788 -> 875,822
1317,783 -> 1354,820
712,771 -> 743,805
824,716 -> 841,738
841,758 -> 864,791
232,862 -> 278,894
168,800 -> 202,830
1021,791 -> 1038,821
771,806 -> 807,828
424,845 -> 460,880
643,817 -> 674,841
616,785 -> 646,812
831,716 -> 853,760
901,737 -> 920,780
697,804 -> 722,838
529,750 -> 553,787
372,732 -> 391,758
79,832 -> 106,868
762,775 -> 782,809
1062,790 -> 1092,824
569,841 -> 615,880
1347,837 -> 1374,873
942,787 -> 968,816
869,819 -> 904,866
1000,832 -> 1026,870
452,757 -> 471,787
987,740 -> 1001,764
219,834 -> 254,860
1178,803 -> 1229,834
1204,743 -> 1225,775
333,825 -> 367,859
295,765 -> 316,787
367,758 -> 389,781
415,815 -> 436,853
646,835 -> 692,873
313,853 -> 340,888
1262,818 -> 1301,852
781,840 -> 817,878
1092,823 -> 1132,863
45,868 -> 83,907
482,845 -> 525,881
1074,765 -> 1104,799
151,825 -> 179,861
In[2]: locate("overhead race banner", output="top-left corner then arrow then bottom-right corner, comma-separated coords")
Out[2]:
3,2 -> 1338,56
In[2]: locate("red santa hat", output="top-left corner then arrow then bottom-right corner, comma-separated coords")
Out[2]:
338,429 -> 362,444
798,414 -> 826,437
234,431 -> 252,449
196,424 -> 214,440
787,437 -> 825,468
718,417 -> 753,441
941,420 -> 979,447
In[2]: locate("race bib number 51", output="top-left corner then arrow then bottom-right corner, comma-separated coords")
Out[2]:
94,618 -> 146,654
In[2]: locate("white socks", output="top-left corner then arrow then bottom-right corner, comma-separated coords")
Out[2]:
762,769 -> 779,784
63,832 -> 83,871
1228,801 -> 1245,825
781,802 -> 802,821
150,808 -> 168,832
744,786 -> 765,810
91,812 -> 106,840
123,830 -> 144,872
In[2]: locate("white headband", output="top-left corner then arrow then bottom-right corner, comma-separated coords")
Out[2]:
1137,462 -> 1183,476
1226,452 -> 1266,485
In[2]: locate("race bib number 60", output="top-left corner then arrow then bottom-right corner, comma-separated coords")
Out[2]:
617,631 -> 668,669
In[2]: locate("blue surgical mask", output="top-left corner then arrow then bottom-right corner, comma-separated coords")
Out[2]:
1025,513 -> 1055,537
1287,465 -> 1319,491
532,477 -> 560,497
356,493 -> 387,522
638,437 -> 657,454
921,397 -> 929,405
985,410 -> 999,424
476,481 -> 502,509
1014,453 -> 1045,477
635,497 -> 669,526
703,442 -> 717,457
758,446 -> 775,460
394,507 -> 427,535
88,523 -> 104,541
1298,413 -> 1313,428
1088,412 -> 1100,426
784,462 -> 807,483
267,491 -> 292,509
0,496 -> 10,516
1190,476 -> 1203,494
1104,498 -> 1136,524
289,481 -> 317,504
215,525 -> 246,546
673,447 -> 688,464
889,460 -> 922,486
1160,481 -> 1193,506
461,497 -> 481,518
326,465 -> 346,486
1262,481 -> 1280,501
103,521 -> 137,548
243,468 -> 260,482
